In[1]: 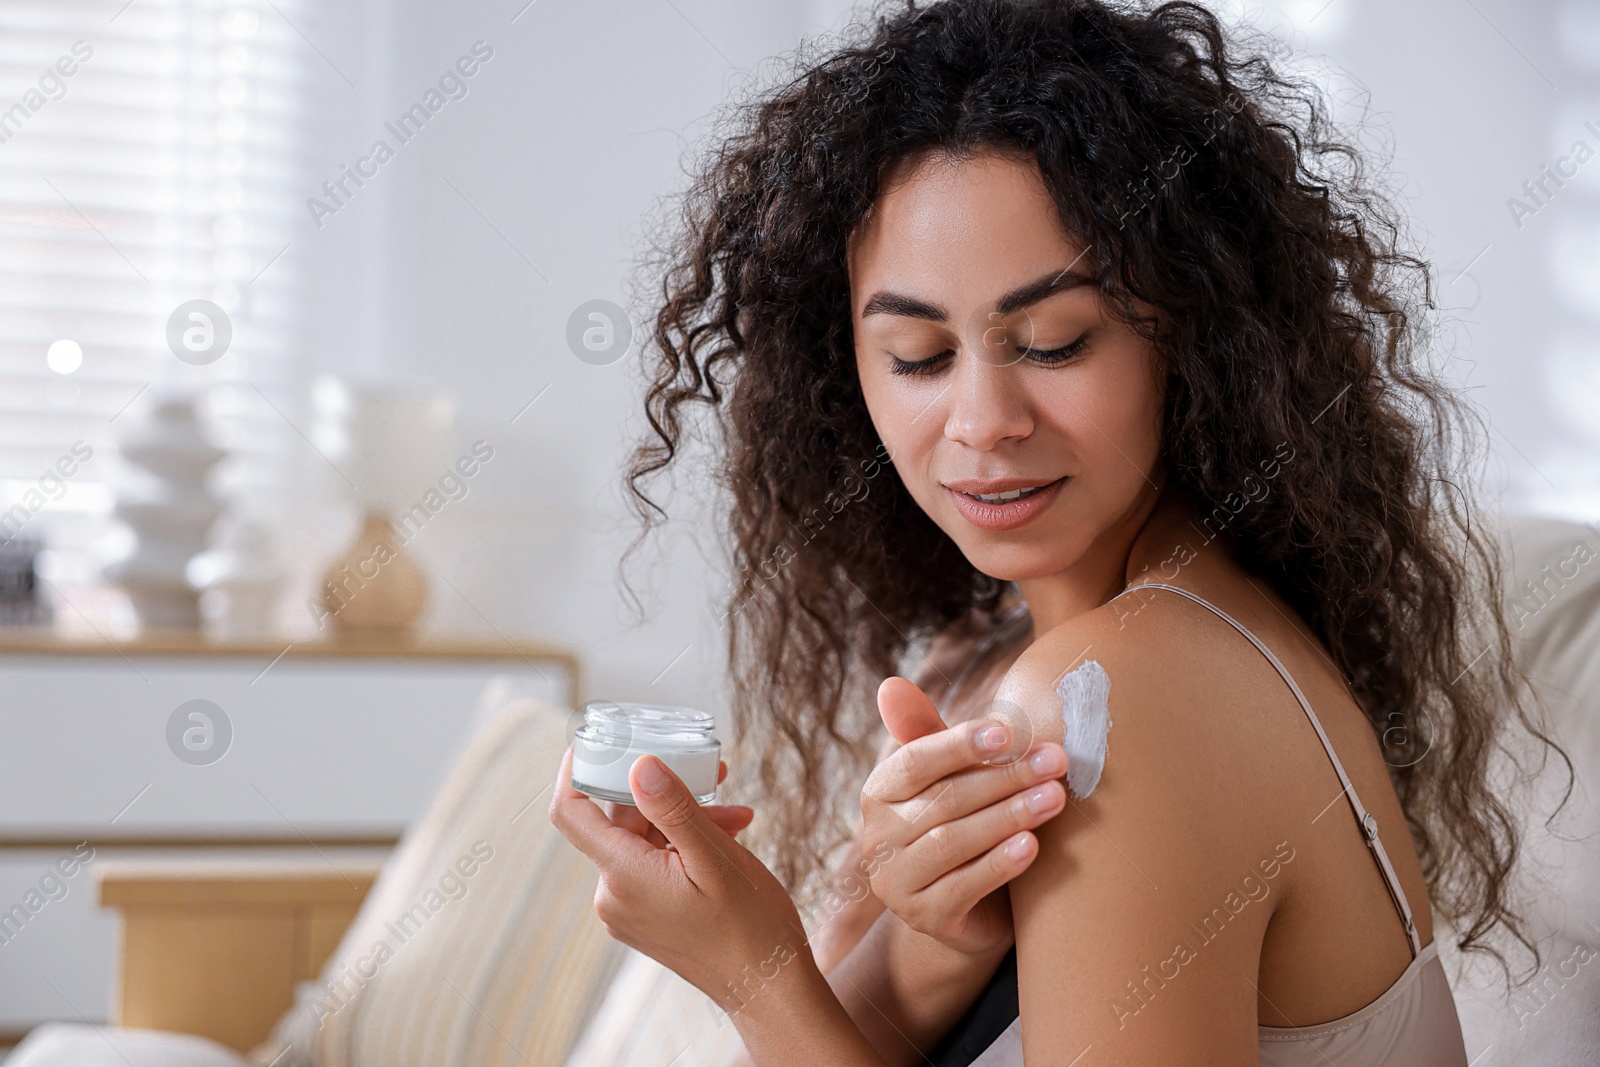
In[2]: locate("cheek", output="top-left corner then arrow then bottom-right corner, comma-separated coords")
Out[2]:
1036,346 -> 1162,478
857,364 -> 941,473
1099,377 -> 1162,470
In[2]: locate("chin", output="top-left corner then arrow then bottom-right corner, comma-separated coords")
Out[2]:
944,527 -> 1089,583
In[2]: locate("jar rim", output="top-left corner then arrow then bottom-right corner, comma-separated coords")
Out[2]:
583,700 -> 713,726
579,701 -> 717,745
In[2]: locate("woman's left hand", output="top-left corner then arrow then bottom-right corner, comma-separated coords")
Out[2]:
548,745 -> 814,1011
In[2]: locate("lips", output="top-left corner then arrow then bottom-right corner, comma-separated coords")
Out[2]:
945,475 -> 1067,531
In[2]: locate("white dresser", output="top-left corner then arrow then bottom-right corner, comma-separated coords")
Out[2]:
0,631 -> 580,1042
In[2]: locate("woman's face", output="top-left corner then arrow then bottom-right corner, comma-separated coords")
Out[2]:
847,147 -> 1165,582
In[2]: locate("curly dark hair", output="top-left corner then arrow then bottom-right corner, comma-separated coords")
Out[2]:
619,0 -> 1568,974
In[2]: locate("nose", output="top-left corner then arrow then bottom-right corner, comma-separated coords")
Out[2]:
942,341 -> 1034,451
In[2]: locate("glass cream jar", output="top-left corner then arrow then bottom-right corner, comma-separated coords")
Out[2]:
570,701 -> 721,805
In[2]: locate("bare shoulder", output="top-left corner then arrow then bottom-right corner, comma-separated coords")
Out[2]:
997,586 -> 1308,1057
991,585 -> 1270,778
993,580 -> 1325,833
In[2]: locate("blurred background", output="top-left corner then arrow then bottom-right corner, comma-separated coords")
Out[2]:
0,0 -> 1594,1048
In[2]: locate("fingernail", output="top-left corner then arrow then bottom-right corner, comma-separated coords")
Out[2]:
1005,834 -> 1032,860
636,757 -> 671,795
1025,785 -> 1060,814
977,724 -> 1008,751
1029,746 -> 1064,776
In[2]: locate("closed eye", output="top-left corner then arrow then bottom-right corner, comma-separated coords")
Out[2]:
1019,334 -> 1089,365
888,349 -> 954,377
888,334 -> 1089,377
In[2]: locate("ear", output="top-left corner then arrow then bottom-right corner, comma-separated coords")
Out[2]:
876,675 -> 947,746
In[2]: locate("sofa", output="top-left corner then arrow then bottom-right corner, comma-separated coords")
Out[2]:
9,515 -> 1599,1067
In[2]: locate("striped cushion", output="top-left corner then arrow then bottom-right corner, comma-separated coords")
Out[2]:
249,695 -> 625,1067
561,948 -> 747,1067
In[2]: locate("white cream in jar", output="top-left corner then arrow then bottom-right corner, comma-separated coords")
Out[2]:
570,701 -> 721,805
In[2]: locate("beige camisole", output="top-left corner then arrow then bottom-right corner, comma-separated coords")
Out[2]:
929,582 -> 1469,1066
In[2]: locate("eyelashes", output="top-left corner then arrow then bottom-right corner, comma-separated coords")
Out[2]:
887,334 -> 1090,377
887,350 -> 952,377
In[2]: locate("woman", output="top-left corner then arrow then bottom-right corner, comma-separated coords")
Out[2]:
549,1 -> 1563,1062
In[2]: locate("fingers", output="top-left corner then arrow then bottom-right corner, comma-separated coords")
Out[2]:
605,800 -> 656,839
606,803 -> 750,850
902,742 -> 1066,832
912,830 -> 1041,930
705,804 -> 754,836
707,760 -> 748,836
877,676 -> 947,746
892,777 -> 1066,894
548,746 -> 656,868
611,757 -> 737,842
629,755 -> 738,877
865,715 -> 1054,805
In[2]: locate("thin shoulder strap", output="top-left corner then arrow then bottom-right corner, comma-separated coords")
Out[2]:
1113,581 -> 1423,959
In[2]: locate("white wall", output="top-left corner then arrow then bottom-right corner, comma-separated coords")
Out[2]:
1225,0 -> 1597,519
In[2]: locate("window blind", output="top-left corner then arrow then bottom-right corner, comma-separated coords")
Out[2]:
0,0 -> 310,614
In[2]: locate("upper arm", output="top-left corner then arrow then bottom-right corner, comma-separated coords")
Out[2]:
996,623 -> 1288,1064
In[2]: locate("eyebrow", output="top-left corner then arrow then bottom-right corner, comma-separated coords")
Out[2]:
859,266 -> 1095,322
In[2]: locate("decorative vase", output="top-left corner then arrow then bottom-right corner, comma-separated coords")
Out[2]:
103,393 -> 225,630
317,510 -> 427,637
310,375 -> 453,641
188,518 -> 288,639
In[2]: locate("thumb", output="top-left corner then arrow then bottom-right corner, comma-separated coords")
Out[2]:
629,755 -> 732,874
877,675 -> 946,746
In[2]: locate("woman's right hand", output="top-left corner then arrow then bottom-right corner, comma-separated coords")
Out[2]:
858,676 -> 1068,956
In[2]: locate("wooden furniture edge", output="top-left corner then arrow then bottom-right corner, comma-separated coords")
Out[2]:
0,833 -> 402,852
0,628 -> 572,659
98,862 -> 381,906
0,630 -> 584,708
96,859 -> 383,1053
